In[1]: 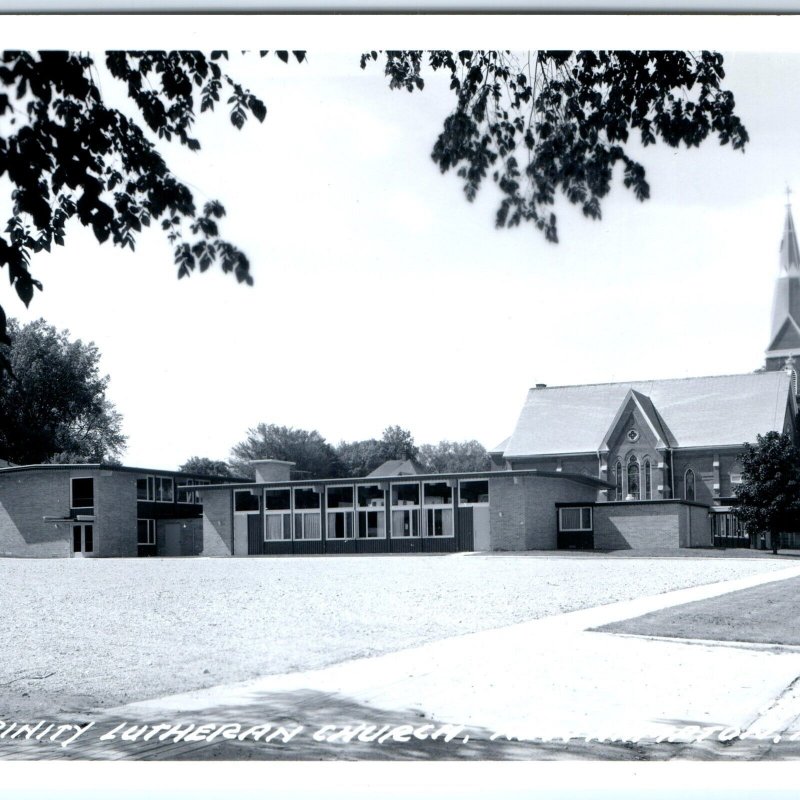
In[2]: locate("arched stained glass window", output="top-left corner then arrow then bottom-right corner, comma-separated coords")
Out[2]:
627,455 -> 640,501
685,469 -> 696,502
615,461 -> 623,501
643,459 -> 652,500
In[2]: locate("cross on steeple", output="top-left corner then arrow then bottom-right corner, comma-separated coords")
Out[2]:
787,185 -> 793,207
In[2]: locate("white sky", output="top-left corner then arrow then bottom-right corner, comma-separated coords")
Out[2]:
5,18 -> 800,469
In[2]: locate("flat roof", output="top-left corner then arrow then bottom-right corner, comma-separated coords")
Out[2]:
0,463 -> 248,483
194,468 -> 613,492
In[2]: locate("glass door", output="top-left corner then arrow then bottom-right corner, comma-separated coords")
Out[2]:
72,524 -> 94,557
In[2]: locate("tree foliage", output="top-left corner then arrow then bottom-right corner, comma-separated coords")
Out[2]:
335,425 -> 419,477
229,422 -> 343,480
362,50 -> 748,242
0,49 -> 305,370
417,439 -> 490,474
735,431 -> 800,552
178,456 -> 236,478
0,318 -> 126,464
0,50 -> 748,376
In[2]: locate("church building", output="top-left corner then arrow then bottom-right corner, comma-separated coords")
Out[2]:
2,203 -> 798,556
487,201 -> 800,550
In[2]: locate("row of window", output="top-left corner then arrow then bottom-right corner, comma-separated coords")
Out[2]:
235,479 -> 490,514
236,479 -> 490,543
613,456 -> 654,501
137,476 -> 209,504
612,458 -> 704,502
261,507 -> 456,541
69,475 -> 211,510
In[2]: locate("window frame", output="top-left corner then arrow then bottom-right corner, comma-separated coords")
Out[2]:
137,475 -> 155,502
684,468 -> 696,502
626,455 -> 640,501
458,478 -> 490,507
234,489 -> 261,514
326,484 -> 355,541
356,484 -> 386,540
558,506 -> 593,532
178,478 -> 210,505
293,487 -> 322,541
391,482 -> 420,539
263,487 -> 292,543
421,480 -> 454,538
155,476 -> 174,504
70,477 -> 95,510
137,518 -> 156,546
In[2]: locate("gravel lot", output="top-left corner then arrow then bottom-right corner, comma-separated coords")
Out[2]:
0,554 -> 788,718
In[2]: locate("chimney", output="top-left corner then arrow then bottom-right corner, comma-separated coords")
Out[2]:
250,459 -> 295,483
535,383 -> 547,389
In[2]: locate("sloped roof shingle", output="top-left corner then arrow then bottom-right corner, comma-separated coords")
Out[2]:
503,371 -> 794,458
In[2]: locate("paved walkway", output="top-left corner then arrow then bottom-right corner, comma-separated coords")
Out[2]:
7,563 -> 800,760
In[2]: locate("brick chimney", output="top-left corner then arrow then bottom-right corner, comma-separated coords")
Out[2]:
250,459 -> 295,482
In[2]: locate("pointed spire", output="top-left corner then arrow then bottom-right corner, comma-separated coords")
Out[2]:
780,193 -> 800,274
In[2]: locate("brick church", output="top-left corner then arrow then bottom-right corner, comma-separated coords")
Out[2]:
488,201 -> 800,548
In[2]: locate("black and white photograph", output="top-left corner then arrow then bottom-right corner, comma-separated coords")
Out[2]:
3,13 -> 800,792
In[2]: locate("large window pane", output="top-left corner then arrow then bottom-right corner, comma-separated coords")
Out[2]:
71,478 -> 94,508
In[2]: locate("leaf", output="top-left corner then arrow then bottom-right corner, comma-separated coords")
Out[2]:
247,95 -> 266,123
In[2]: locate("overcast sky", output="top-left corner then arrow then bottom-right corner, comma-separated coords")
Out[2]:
5,18 -> 800,469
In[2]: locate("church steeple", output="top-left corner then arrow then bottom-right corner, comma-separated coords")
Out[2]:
766,196 -> 800,363
779,194 -> 800,275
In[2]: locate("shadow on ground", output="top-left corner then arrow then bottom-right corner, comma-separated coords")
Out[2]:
3,690 -> 800,761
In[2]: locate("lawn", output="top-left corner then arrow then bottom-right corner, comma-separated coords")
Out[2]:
0,554 -> 788,719
595,574 -> 800,645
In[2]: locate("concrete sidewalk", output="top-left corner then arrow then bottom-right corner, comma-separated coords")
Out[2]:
9,562 -> 800,760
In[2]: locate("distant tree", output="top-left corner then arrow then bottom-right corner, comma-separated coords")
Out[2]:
335,438 -> 385,478
229,423 -> 342,480
178,456 -> 235,478
363,50 -> 748,242
378,425 -> 418,461
418,439 -> 491,474
735,431 -> 800,554
0,49 -> 305,369
0,318 -> 126,464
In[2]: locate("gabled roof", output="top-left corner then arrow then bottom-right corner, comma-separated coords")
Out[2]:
599,388 -> 676,451
366,459 -> 427,478
502,371 -> 795,458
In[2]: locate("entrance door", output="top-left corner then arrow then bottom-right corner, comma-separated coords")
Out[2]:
162,522 -> 181,557
72,524 -> 94,557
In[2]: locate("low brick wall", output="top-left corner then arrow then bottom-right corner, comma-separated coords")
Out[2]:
488,474 -> 598,551
594,500 -> 711,550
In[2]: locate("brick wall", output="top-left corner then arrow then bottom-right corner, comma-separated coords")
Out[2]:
0,472 -> 72,557
96,470 -> 137,557
488,475 -> 597,551
686,503 -> 713,547
201,490 -> 233,556
594,500 -> 711,550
